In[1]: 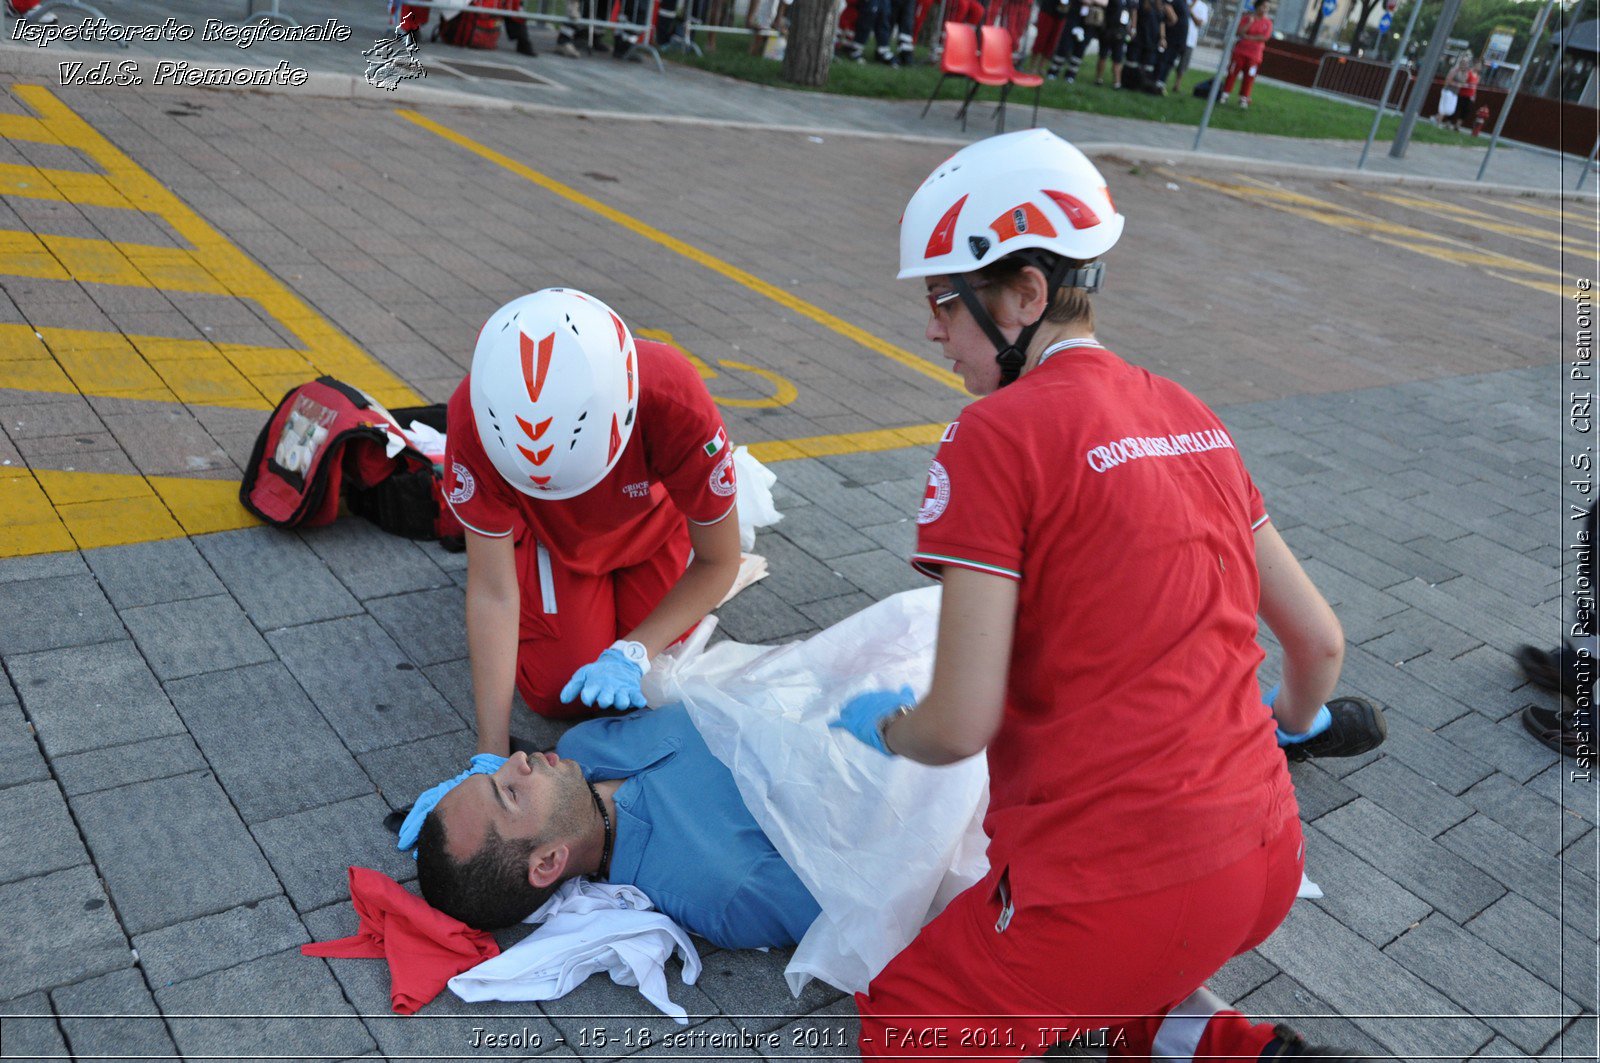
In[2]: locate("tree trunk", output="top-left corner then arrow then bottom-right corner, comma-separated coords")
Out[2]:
782,0 -> 835,86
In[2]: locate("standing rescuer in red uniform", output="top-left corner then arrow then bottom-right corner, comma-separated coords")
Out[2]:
831,130 -> 1384,1062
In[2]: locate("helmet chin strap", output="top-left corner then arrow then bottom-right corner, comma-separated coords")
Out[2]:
951,258 -> 1105,388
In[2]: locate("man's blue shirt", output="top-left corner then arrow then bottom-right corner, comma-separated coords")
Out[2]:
556,704 -> 821,950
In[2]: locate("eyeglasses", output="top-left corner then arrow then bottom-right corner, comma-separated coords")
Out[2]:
925,282 -> 988,319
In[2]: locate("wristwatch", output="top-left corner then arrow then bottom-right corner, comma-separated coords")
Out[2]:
609,639 -> 652,676
875,701 -> 914,751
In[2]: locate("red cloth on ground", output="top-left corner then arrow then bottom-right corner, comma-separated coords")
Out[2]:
301,867 -> 500,1015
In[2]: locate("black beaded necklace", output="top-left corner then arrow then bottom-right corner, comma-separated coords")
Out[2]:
585,778 -> 614,882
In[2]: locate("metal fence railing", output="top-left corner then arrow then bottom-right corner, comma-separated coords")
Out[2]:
1313,51 -> 1415,108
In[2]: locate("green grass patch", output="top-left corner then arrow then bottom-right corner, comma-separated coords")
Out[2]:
670,45 -> 1468,145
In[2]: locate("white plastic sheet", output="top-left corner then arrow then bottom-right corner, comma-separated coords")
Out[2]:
732,445 -> 781,553
642,587 -> 990,997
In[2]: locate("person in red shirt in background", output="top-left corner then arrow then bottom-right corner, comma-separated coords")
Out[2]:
1221,0 -> 1272,108
833,129 -> 1384,1061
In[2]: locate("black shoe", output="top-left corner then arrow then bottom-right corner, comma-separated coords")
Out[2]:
383,804 -> 412,835
1259,1024 -> 1364,1060
516,39 -> 537,56
1283,697 -> 1387,762
1522,704 -> 1589,759
1515,644 -> 1572,693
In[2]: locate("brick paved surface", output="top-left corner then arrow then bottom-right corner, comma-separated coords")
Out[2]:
0,6 -> 1595,1061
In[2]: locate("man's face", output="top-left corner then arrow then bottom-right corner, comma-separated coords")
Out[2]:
435,750 -> 592,863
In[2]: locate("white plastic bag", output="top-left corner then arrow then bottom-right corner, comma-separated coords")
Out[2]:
732,445 -> 782,553
643,588 -> 990,996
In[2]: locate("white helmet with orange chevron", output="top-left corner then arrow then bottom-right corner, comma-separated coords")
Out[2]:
898,129 -> 1124,280
469,288 -> 640,500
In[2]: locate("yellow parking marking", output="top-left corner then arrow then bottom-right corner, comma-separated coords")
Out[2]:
0,163 -> 135,209
399,109 -> 963,395
0,232 -> 229,292
0,325 -> 283,407
747,422 -> 945,464
1487,198 -> 1600,231
1351,187 -> 1561,249
0,467 -> 256,559
0,113 -> 65,144
635,327 -> 799,409
1175,171 -> 1576,293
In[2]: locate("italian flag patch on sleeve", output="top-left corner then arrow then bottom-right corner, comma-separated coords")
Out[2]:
703,427 -> 728,457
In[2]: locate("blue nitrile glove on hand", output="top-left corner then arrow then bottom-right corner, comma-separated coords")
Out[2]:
829,684 -> 916,756
1265,683 -> 1333,746
396,753 -> 508,854
560,648 -> 647,712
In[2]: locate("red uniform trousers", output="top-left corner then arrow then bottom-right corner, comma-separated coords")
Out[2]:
512,526 -> 691,719
1223,52 -> 1260,98
856,818 -> 1304,1062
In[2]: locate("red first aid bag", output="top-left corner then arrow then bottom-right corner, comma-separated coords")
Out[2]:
240,377 -> 464,546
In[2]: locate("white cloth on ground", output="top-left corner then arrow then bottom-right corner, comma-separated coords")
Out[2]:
447,879 -> 703,1023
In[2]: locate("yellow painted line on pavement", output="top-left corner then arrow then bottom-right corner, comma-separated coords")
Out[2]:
0,467 -> 256,559
0,113 -> 65,144
1176,171 -> 1577,293
1350,187 -> 1561,249
635,327 -> 799,409
746,422 -> 946,464
1486,197 -> 1600,231
0,162 -> 135,209
0,231 -> 230,293
0,325 -> 278,407
398,108 -> 963,395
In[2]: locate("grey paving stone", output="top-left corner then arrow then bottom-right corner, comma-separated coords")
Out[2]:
765,505 -> 877,561
776,461 -> 908,528
860,518 -> 917,559
365,586 -> 469,667
540,956 -> 721,1057
52,967 -> 176,1060
156,949 -> 375,1060
0,865 -> 130,997
300,519 -> 454,600
1253,901 -> 1492,1059
1462,773 -> 1586,856
0,695 -> 47,790
121,595 -> 275,682
355,730 -> 476,813
9,640 -> 185,757
1438,711 -> 1561,784
84,537 -> 226,610
53,734 -> 207,797
0,994 -> 66,1062
1372,712 -> 1495,796
756,997 -> 861,1062
693,947 -> 841,1034
796,592 -> 877,633
1336,645 -> 1473,733
1318,800 -> 1505,923
712,584 -> 815,644
165,662 -> 368,824
269,616 -> 462,755
195,526 -> 362,631
250,794 -> 417,912
1549,1013 -> 1599,1058
132,896 -> 309,990
0,780 -> 86,886
1527,764 -> 1600,828
1233,974 -> 1390,1061
830,550 -> 932,601
72,772 -> 278,935
0,574 -> 122,657
1343,757 -> 1473,839
300,902 -> 564,1058
1439,814 -> 1597,925
1302,823 -> 1434,948
739,534 -> 857,608
0,551 -> 86,585
1562,827 -> 1597,873
1384,914 -> 1572,1052
1210,950 -> 1280,1005
1466,893 -> 1596,1015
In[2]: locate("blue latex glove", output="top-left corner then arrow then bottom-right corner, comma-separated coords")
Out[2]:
560,647 -> 647,711
829,684 -> 916,756
1265,683 -> 1333,746
396,753 -> 507,854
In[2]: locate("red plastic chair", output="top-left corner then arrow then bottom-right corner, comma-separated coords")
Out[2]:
922,22 -> 991,126
976,24 -> 1043,132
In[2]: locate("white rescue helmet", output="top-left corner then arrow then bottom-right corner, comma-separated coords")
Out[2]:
898,129 -> 1124,280
469,288 -> 640,500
